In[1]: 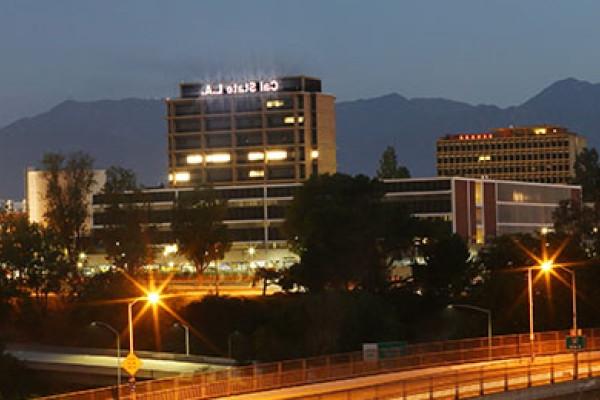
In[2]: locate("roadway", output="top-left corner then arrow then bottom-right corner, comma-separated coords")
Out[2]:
219,352 -> 595,400
7,345 -> 228,380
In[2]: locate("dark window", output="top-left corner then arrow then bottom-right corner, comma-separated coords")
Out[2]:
204,99 -> 231,114
206,168 -> 232,182
267,130 -> 295,145
205,133 -> 232,148
235,97 -> 262,112
174,102 -> 202,116
236,131 -> 263,147
227,207 -> 263,220
205,117 -> 231,131
384,179 -> 452,193
267,186 -> 298,198
267,206 -> 286,219
235,116 -> 263,130
174,136 -> 202,150
175,119 -> 201,133
228,228 -> 264,241
268,166 -> 295,180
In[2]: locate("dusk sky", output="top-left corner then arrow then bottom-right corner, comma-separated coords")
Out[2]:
2,0 -> 600,127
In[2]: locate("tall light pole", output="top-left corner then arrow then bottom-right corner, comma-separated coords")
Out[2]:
528,266 -> 534,358
91,321 -> 121,391
173,322 -> 190,356
127,292 -> 160,390
528,260 -> 577,360
448,304 -> 492,360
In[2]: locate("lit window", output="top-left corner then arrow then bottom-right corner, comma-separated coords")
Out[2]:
174,172 -> 190,182
284,116 -> 304,124
266,100 -> 285,108
534,128 -> 547,135
168,174 -> 174,182
248,170 -> 265,178
311,150 -> 319,159
248,152 -> 265,161
478,155 -> 491,162
186,154 -> 203,164
205,153 -> 231,163
266,150 -> 287,161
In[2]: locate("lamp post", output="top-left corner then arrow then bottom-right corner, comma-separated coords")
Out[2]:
448,304 -> 492,360
127,292 -> 160,390
173,322 -> 190,356
90,321 -> 121,391
528,260 -> 577,362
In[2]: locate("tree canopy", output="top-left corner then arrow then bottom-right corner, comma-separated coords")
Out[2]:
172,187 -> 231,274
376,146 -> 410,179
284,173 -> 417,292
41,151 -> 96,265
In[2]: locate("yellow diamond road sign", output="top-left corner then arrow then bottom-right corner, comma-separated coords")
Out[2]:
121,352 -> 142,376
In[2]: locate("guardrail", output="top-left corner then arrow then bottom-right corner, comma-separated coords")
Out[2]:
295,351 -> 600,399
37,327 -> 600,400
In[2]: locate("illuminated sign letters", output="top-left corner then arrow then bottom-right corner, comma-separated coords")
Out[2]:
200,80 -> 279,96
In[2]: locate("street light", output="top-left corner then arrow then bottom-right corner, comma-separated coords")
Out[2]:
447,304 -> 492,360
527,259 -> 578,360
173,322 -> 190,356
127,292 -> 161,388
90,321 -> 121,390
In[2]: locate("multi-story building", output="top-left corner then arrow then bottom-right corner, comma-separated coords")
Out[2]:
25,168 -> 107,232
88,177 -> 580,273
166,76 -> 336,187
436,125 -> 587,184
91,183 -> 299,270
384,177 -> 581,245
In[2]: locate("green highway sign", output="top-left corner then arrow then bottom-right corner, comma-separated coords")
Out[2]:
378,341 -> 407,359
566,335 -> 586,350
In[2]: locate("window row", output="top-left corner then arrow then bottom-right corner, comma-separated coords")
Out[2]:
439,164 -> 571,175
173,130 -> 301,149
173,95 -> 303,116
173,114 -> 305,133
438,153 -> 570,163
172,166 -> 301,183
438,140 -> 570,152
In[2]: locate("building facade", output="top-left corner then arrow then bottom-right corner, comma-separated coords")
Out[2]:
91,183 -> 300,272
25,168 -> 107,232
436,125 -> 587,184
384,177 -> 581,244
88,177 -> 580,273
166,76 -> 336,187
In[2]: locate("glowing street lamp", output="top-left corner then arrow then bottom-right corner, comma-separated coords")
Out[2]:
528,260 -> 553,358
127,292 -> 161,388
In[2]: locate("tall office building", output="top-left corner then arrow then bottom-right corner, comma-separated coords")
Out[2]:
166,76 -> 336,187
436,125 -> 586,184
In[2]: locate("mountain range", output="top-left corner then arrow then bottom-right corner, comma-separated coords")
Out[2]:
2,77 -> 600,199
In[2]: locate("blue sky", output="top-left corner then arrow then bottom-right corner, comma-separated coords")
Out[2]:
1,0 -> 600,126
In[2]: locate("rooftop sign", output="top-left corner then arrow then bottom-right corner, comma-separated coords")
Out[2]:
199,80 -> 280,96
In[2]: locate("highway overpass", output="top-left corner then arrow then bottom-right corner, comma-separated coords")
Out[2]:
36,328 -> 600,399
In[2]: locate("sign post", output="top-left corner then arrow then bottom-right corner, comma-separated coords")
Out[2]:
566,335 -> 585,379
121,352 -> 142,398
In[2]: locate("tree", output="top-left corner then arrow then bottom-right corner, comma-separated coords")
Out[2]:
285,173 -> 415,292
104,166 -> 138,194
172,187 -> 231,275
572,147 -> 600,201
411,233 -> 477,300
0,213 -> 69,306
97,167 -> 154,274
99,205 -> 155,275
41,151 -> 96,265
252,268 -> 282,295
376,146 -> 410,179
